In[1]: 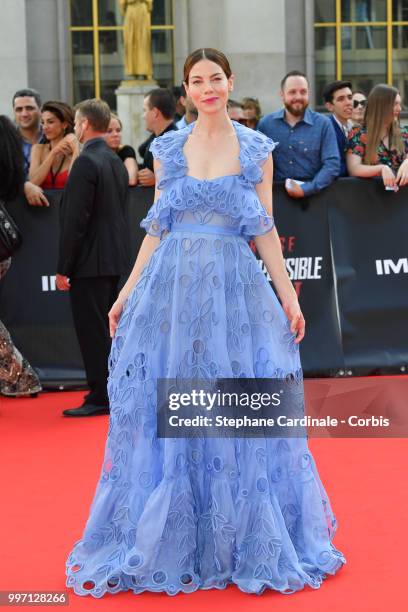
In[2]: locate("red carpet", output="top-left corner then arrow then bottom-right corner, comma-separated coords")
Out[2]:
0,381 -> 407,611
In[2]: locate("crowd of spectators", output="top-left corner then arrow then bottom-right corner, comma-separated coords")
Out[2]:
257,72 -> 408,198
1,73 -> 408,398
5,74 -> 408,200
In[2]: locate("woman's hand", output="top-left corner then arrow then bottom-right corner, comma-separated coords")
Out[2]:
108,297 -> 127,338
396,158 -> 408,187
381,165 -> 398,190
63,133 -> 79,152
282,298 -> 306,344
52,135 -> 76,158
23,181 -> 50,206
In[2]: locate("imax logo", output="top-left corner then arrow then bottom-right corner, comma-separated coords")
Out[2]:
376,258 -> 408,275
42,275 -> 57,291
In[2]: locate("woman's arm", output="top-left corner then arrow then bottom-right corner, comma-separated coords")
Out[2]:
254,154 -> 305,343
117,234 -> 160,304
28,144 -> 55,186
108,159 -> 162,336
396,158 -> 408,187
67,135 -> 80,172
124,157 -> 139,186
29,138 -> 74,185
347,152 -> 397,188
346,152 -> 382,177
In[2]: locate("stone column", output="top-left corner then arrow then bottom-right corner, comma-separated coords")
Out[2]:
305,0 -> 316,108
115,80 -> 156,158
0,0 -> 28,115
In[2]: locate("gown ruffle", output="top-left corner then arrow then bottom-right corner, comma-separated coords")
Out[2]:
65,121 -> 346,598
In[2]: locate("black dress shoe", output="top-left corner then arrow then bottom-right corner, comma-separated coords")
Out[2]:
63,404 -> 110,417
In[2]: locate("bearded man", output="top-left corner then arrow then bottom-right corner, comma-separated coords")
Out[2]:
258,71 -> 340,199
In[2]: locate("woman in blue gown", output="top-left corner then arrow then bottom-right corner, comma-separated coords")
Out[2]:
66,48 -> 345,597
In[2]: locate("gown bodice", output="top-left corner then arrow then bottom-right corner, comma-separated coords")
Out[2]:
41,168 -> 69,190
140,121 -> 277,240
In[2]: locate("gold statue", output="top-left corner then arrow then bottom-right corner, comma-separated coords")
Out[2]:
119,0 -> 154,79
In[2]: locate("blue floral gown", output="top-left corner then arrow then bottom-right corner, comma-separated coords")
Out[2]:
65,122 -> 345,597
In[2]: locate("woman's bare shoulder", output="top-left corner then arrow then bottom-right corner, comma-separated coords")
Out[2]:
31,143 -> 49,157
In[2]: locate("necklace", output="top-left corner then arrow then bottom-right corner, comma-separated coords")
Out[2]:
49,145 -> 66,187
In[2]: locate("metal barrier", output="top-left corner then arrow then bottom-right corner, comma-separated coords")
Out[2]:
0,178 -> 407,387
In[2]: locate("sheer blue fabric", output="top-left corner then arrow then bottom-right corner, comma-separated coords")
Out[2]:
65,122 -> 345,598
140,122 -> 276,240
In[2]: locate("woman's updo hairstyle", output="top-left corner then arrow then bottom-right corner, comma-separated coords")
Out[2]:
183,48 -> 232,84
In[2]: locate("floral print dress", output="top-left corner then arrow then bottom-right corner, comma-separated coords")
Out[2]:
347,125 -> 408,172
0,258 -> 42,396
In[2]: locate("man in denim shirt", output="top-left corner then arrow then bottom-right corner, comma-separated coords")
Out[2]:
258,71 -> 340,199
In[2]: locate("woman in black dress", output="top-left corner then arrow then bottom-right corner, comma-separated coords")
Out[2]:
105,114 -> 138,186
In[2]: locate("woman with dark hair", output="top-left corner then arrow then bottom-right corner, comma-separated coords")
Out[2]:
0,115 -> 42,397
0,117 -> 25,201
242,96 -> 262,130
347,84 -> 408,190
29,101 -> 79,189
65,48 -> 345,598
351,90 -> 367,127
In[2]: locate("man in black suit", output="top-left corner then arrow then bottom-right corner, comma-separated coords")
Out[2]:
56,99 -> 130,416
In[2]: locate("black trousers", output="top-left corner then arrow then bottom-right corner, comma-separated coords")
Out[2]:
69,276 -> 120,407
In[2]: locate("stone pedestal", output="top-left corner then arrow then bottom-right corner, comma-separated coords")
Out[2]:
115,79 -> 156,159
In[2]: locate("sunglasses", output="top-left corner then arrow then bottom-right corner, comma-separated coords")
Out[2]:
353,99 -> 367,109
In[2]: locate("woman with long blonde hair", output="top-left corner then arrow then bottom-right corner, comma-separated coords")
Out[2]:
347,84 -> 408,190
